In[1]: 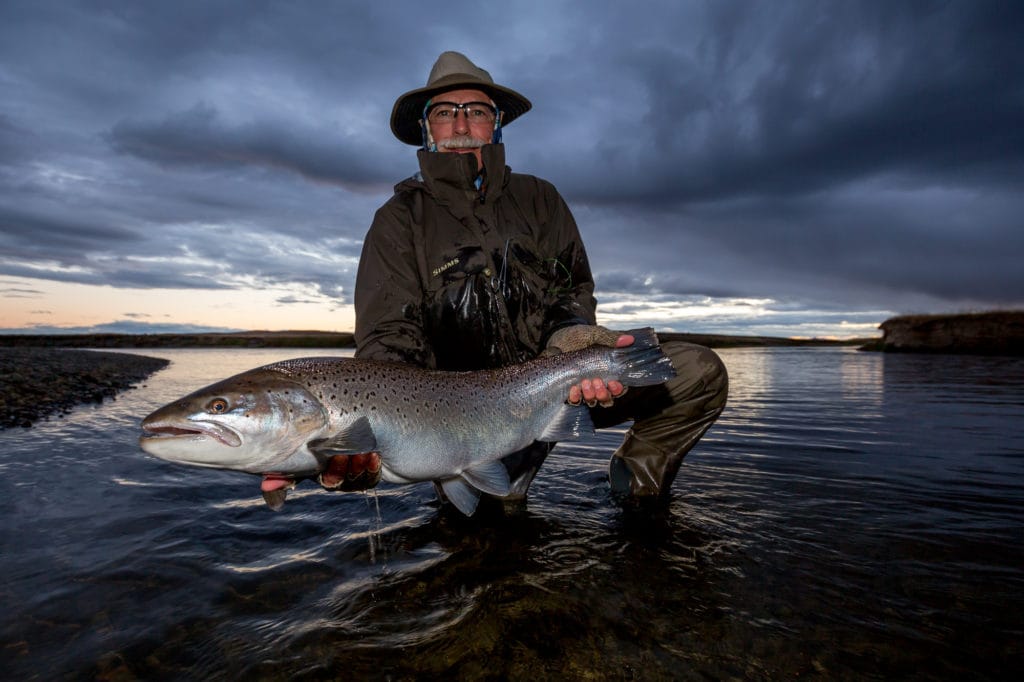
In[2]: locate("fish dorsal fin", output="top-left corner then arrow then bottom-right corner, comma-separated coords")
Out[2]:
440,477 -> 482,516
538,403 -> 594,442
262,488 -> 288,511
460,461 -> 510,497
308,416 -> 377,457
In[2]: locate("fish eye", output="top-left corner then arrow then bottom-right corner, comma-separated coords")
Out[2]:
207,398 -> 229,414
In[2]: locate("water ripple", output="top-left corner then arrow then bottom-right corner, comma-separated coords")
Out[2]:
1,347 -> 1022,679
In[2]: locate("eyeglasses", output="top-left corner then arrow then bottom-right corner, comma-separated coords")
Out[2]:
425,101 -> 498,124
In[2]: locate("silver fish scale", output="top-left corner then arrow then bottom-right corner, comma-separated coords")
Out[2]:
264,347 -> 623,482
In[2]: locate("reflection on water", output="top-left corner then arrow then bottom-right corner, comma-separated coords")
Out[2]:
0,347 -> 1022,679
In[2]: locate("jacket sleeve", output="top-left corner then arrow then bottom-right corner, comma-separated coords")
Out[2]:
353,199 -> 435,367
535,181 -> 598,346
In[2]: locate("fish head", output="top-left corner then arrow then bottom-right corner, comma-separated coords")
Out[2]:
139,368 -> 328,474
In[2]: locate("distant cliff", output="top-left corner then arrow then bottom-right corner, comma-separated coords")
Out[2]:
877,311 -> 1024,356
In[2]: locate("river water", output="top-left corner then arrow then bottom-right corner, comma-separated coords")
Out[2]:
0,347 -> 1021,680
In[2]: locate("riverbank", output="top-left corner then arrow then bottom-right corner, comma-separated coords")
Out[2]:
0,349 -> 169,429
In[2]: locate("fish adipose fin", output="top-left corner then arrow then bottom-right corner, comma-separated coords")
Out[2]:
308,416 -> 378,457
538,403 -> 594,442
440,477 -> 482,516
615,327 -> 677,386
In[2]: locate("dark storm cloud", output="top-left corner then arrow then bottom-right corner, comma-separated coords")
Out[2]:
522,2 -> 1024,204
0,0 -> 1021,334
0,206 -> 139,253
667,188 -> 1024,304
0,115 -> 35,163
107,103 -> 395,188
595,270 -> 751,301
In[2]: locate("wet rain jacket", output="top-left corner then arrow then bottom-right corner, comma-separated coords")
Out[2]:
354,144 -> 597,370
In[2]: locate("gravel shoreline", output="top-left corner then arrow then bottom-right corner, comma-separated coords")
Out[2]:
0,348 -> 170,429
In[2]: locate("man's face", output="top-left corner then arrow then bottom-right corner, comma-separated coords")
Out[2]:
423,88 -> 497,169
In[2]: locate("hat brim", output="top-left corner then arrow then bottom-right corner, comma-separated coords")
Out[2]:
390,73 -> 532,146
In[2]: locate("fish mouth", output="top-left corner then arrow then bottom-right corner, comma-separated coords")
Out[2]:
140,420 -> 242,447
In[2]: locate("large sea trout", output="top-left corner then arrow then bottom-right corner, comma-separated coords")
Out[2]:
139,327 -> 674,515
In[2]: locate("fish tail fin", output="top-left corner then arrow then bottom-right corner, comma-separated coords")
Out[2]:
613,327 -> 677,386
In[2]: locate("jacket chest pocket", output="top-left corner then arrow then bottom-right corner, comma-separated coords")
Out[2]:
428,245 -> 489,287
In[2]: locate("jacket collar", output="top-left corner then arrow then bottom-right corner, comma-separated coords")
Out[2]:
411,144 -> 509,205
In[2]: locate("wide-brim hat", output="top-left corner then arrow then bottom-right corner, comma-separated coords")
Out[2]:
390,51 -> 532,146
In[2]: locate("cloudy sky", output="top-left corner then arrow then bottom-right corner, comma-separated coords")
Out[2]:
1,1 -> 1021,339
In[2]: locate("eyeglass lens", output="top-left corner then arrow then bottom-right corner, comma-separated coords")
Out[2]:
427,102 -> 496,123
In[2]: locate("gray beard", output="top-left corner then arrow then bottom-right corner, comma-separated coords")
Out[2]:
437,135 -> 488,150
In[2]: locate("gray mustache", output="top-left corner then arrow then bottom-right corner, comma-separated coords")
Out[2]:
438,136 -> 488,150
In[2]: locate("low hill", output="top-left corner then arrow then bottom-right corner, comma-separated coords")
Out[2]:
875,311 -> 1024,356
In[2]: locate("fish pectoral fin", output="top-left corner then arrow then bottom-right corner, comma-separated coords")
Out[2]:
538,403 -> 594,442
262,488 -> 288,512
440,477 -> 482,516
308,416 -> 378,457
460,461 -> 510,497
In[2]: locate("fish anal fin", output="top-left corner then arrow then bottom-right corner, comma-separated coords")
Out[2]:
309,416 -> 377,457
538,403 -> 594,442
460,461 -> 510,497
440,477 -> 482,516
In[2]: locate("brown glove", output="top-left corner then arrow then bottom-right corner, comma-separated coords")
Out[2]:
544,325 -> 623,354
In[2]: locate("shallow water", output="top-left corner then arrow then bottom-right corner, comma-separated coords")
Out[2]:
1,347 -> 1022,680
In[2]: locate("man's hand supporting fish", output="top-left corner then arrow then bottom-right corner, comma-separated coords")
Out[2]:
139,327 -> 674,516
545,325 -> 633,408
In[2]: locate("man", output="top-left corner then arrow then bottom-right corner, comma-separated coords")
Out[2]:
328,51 -> 728,510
